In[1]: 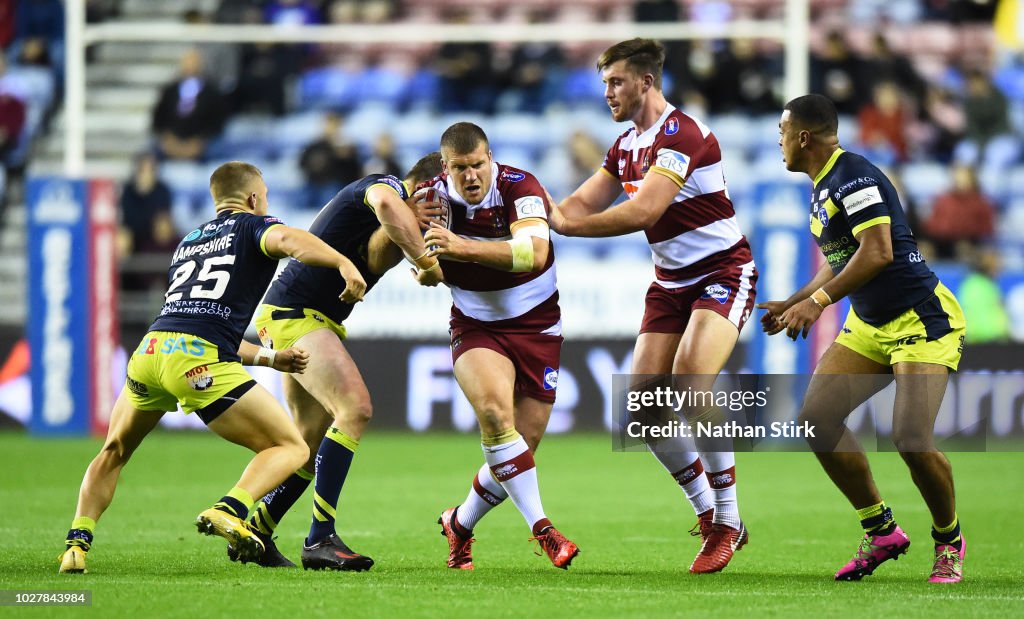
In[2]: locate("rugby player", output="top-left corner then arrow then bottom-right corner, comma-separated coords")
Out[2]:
758,94 -> 966,583
226,153 -> 445,571
422,122 -> 579,570
550,38 -> 756,573
58,161 -> 367,574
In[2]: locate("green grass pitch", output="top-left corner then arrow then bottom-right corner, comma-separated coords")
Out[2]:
0,432 -> 1022,617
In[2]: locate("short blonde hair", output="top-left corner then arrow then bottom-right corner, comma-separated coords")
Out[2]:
209,161 -> 263,204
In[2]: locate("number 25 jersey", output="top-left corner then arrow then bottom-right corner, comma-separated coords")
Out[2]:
148,210 -> 284,361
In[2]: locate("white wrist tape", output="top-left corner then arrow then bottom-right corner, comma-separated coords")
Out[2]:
254,347 -> 277,368
508,236 -> 534,272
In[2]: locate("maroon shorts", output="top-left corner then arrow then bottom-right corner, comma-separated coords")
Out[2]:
449,315 -> 563,404
640,263 -> 758,335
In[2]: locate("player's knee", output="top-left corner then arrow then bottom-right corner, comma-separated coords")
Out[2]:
330,397 -> 373,428
99,437 -> 133,466
892,428 -> 934,454
475,400 -> 513,434
283,437 -> 309,470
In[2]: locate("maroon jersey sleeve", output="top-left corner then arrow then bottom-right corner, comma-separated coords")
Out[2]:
498,167 -> 550,228
648,114 -> 711,188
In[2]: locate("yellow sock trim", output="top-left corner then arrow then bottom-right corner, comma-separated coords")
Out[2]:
253,504 -> 278,534
227,486 -> 255,510
481,428 -> 519,447
934,515 -> 959,533
313,492 -> 337,518
312,500 -> 331,522
856,502 -> 885,521
296,467 -> 315,481
71,516 -> 96,533
326,427 -> 359,452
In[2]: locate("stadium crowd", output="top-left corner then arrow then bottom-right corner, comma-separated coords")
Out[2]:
0,0 -> 1019,341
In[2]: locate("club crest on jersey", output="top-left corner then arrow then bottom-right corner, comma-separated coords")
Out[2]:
185,365 -> 214,391
501,170 -> 525,183
701,284 -> 730,304
618,157 -> 626,175
665,117 -> 679,135
543,367 -> 558,390
817,207 -> 830,227
641,153 -> 651,175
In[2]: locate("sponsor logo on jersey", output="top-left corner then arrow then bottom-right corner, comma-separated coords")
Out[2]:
664,117 -> 679,135
701,284 -> 730,304
184,228 -> 202,242
818,188 -> 829,201
126,377 -> 149,397
378,176 -> 405,195
655,148 -> 689,177
514,195 -> 546,220
543,367 -> 558,390
837,176 -> 877,195
185,365 -> 214,391
501,170 -> 526,183
841,185 -> 883,216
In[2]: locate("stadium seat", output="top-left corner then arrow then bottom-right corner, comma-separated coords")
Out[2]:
900,162 -> 950,206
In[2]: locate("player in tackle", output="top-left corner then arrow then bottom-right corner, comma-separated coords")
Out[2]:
759,94 -> 967,583
550,39 -> 756,573
58,161 -> 366,573
225,153 -> 445,570
421,122 -> 579,570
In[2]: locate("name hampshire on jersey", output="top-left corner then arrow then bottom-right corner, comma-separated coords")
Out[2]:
173,233 -> 235,263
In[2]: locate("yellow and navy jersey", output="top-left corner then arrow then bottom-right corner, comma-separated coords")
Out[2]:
263,174 -> 408,324
148,210 -> 284,361
811,149 -> 938,326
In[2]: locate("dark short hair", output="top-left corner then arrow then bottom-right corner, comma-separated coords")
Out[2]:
784,94 -> 839,136
440,122 -> 489,155
597,38 -> 665,90
405,152 -> 443,186
209,161 -> 263,203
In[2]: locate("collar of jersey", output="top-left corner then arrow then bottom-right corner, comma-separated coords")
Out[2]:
813,148 -> 845,187
629,104 -> 676,150
445,162 -> 500,216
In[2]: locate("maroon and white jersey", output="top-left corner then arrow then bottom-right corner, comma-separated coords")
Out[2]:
424,162 -> 560,331
601,104 -> 755,288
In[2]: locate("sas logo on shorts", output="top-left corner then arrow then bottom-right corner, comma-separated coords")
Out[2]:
543,367 -> 558,390
501,170 -> 526,183
185,365 -> 214,391
664,117 -> 679,135
701,284 -> 730,304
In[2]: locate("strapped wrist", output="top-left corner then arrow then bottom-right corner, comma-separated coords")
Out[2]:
253,347 -> 277,367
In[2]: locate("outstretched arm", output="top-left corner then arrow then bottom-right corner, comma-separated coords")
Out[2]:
262,225 -> 367,303
555,170 -> 677,237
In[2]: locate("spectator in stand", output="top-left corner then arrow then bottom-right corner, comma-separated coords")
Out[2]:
810,30 -> 867,115
956,69 -> 1016,166
958,246 -> 1010,344
235,42 -> 290,116
923,163 -> 996,259
265,0 -> 322,25
0,0 -> 14,49
567,130 -> 605,190
0,56 -> 27,180
434,9 -> 496,114
118,153 -> 177,292
363,133 -> 402,178
151,49 -> 229,161
862,33 -> 926,110
500,11 -> 564,114
299,112 -> 362,209
918,84 -> 966,162
184,9 -> 240,97
859,81 -> 910,165
707,39 -> 780,114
